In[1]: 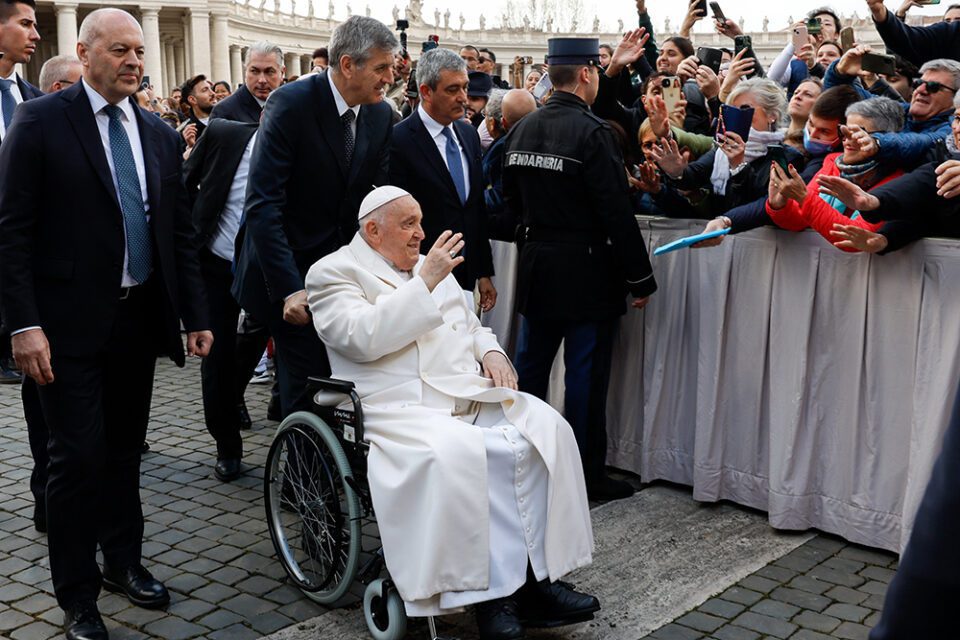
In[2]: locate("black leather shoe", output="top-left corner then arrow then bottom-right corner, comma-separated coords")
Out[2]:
266,395 -> 282,422
587,475 -> 635,501
33,502 -> 46,533
64,600 -> 108,640
516,579 -> 600,628
475,597 -> 525,640
102,564 -> 170,609
238,402 -> 252,430
214,458 -> 242,482
0,357 -> 21,384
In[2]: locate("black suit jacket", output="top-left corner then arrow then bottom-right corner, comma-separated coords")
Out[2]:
0,82 -> 208,365
17,75 -> 43,101
183,119 -> 258,249
210,84 -> 262,124
235,71 -> 392,320
390,111 -> 494,289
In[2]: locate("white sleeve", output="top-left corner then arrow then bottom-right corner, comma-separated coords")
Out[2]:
767,42 -> 796,87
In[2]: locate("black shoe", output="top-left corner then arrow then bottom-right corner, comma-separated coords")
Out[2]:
516,578 -> 600,628
238,402 -> 252,430
102,564 -> 170,609
586,475 -> 635,501
64,600 -> 108,640
33,502 -> 46,534
266,396 -> 282,422
0,358 -> 21,384
140,441 -> 150,455
214,458 -> 242,482
475,597 -> 525,640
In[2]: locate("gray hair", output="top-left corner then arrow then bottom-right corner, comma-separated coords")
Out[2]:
485,88 -> 507,122
329,16 -> 399,73
38,54 -> 81,93
919,58 -> 960,90
953,90 -> 960,109
845,96 -> 905,133
244,41 -> 283,70
78,8 -> 141,47
416,48 -> 467,90
727,77 -> 788,128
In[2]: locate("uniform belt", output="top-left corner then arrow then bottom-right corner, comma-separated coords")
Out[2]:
524,227 -> 607,245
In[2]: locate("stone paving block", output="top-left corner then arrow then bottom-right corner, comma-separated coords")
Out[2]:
753,565 -> 796,583
837,546 -> 896,567
793,609 -> 842,633
834,621 -> 872,639
860,566 -> 896,584
220,592 -> 278,616
264,585 -> 304,606
9,619 -> 59,640
711,625 -> 761,640
112,606 -> 167,627
0,582 -> 37,603
165,598 -> 216,622
718,587 -> 763,607
650,623 -> 703,640
208,623 -> 262,640
142,617 -> 208,640
825,584 -> 869,605
200,544 -> 245,564
822,602 -> 870,623
859,580 -> 889,596
10,593 -> 57,615
730,611 -> 797,639
277,599 -> 327,620
805,536 -> 846,553
807,565 -> 866,588
791,630 -> 836,640
164,573 -> 209,595
865,610 -> 882,627
195,608 -> 244,629
0,608 -> 34,631
152,549 -> 194,568
769,586 -> 830,612
675,611 -> 725,633
206,566 -> 249,587
235,575 -> 282,595
748,599 -> 798,620
248,610 -> 296,635
737,575 -> 779,594
786,575 -> 831,595
820,556 -> 866,574
863,593 -> 885,610
10,543 -> 47,563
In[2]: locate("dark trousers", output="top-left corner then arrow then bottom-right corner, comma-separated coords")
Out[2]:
200,250 -> 242,460
869,383 -> 960,639
38,283 -> 160,609
23,377 -> 47,510
264,302 -> 329,417
514,315 -> 616,484
234,314 -> 278,409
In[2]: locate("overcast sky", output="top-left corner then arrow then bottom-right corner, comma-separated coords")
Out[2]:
316,0 -> 948,33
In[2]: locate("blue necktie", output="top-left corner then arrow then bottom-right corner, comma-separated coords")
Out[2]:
441,127 -> 467,205
0,78 -> 16,130
103,104 -> 152,284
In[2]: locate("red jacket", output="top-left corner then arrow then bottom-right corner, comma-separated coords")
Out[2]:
766,152 -> 903,252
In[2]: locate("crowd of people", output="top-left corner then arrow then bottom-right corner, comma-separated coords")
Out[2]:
1,0 -> 960,638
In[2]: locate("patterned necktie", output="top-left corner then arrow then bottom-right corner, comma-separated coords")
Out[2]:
0,78 -> 16,130
441,127 -> 467,205
342,109 -> 356,166
103,104 -> 152,284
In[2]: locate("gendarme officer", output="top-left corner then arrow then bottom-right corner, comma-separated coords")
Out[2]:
502,37 -> 657,501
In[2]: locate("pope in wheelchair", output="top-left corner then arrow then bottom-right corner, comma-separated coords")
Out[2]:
303,186 -> 599,639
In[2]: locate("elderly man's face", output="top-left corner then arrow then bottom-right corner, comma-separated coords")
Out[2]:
367,197 -> 425,271
911,69 -> 958,121
341,47 -> 395,104
245,51 -> 283,100
78,12 -> 144,104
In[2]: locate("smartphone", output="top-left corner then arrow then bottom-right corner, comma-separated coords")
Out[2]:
767,144 -> 789,173
734,35 -> 753,58
862,52 -> 897,75
709,1 -> 726,22
661,76 -> 683,114
933,138 -> 949,163
532,72 -> 553,101
523,56 -> 533,65
840,27 -> 855,51
696,47 -> 723,75
792,25 -> 809,51
916,0 -> 942,4
806,17 -> 822,36
695,0 -> 708,17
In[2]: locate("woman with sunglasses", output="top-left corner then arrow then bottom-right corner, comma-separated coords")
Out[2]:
765,97 -> 905,249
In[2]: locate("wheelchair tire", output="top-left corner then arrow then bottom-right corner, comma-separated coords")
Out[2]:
264,411 -> 362,604
363,579 -> 407,640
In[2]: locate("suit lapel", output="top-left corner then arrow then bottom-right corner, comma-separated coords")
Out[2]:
135,106 -> 162,217
239,85 -> 262,122
62,83 -> 122,213
313,72 -> 349,180
347,104 -> 371,185
410,112 -> 461,201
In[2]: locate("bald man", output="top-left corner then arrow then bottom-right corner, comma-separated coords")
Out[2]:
0,9 -> 211,639
484,89 -> 538,241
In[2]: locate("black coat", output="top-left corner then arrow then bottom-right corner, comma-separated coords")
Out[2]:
235,71 -> 392,321
390,111 -> 494,290
210,84 -> 262,124
0,82 -> 208,365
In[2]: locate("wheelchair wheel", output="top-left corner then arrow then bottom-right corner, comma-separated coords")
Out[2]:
363,579 -> 407,640
264,411 -> 361,604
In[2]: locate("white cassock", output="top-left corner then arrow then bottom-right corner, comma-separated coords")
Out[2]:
305,234 -> 593,616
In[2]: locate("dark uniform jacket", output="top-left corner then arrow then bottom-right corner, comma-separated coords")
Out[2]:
502,91 -> 657,322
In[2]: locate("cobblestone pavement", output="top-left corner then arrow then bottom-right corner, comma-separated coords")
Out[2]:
0,356 -> 897,640
640,536 -> 896,640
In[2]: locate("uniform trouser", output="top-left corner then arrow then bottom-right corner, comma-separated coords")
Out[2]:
263,301 -> 330,417
38,282 -> 159,609
514,315 -> 616,484
869,381 -> 960,639
200,250 -> 243,460
23,377 -> 47,511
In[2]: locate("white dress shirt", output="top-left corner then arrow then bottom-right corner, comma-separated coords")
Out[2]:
328,71 -> 359,138
0,70 -> 25,139
209,131 -> 258,262
82,79 -> 151,288
418,104 -> 471,199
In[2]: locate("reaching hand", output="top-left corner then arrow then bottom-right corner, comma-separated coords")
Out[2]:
817,174 -> 881,211
768,163 -> 787,210
609,28 -> 650,76
693,217 -> 731,248
719,132 -> 746,167
283,290 -> 311,326
477,277 -> 497,312
680,0 -> 706,37
182,123 -> 198,148
187,330 -> 214,357
482,351 -> 518,390
677,55 -> 700,83
720,49 -> 754,99
829,224 -> 888,252
715,18 -> 743,39
670,97 -> 688,128
779,164 -> 808,204
935,159 -> 960,198
420,230 -> 465,291
797,43 -> 816,69
12,329 -> 53,385
845,123 -> 879,156
836,44 -> 871,76
645,94 -> 672,139
649,136 -> 687,180
896,0 -> 921,17
867,0 -> 890,22
695,65 -> 720,99
636,161 -> 662,193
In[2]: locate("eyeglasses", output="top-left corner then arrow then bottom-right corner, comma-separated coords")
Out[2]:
912,79 -> 958,94
478,57 -> 491,64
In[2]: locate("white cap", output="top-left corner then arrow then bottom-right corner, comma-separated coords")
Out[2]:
357,185 -> 412,220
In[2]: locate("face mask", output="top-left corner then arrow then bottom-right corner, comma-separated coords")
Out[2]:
803,125 -> 839,156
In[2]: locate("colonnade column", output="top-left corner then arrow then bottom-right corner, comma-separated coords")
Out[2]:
188,9 -> 210,76
174,41 -> 186,85
229,45 -> 243,88
283,52 -> 298,78
55,2 -> 78,57
164,41 -> 176,94
140,8 -> 164,96
210,12 -> 230,83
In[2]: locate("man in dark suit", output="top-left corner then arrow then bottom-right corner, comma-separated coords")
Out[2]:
211,40 -> 284,123
237,15 -> 398,416
178,73 -> 215,152
0,9 -> 212,640
389,47 -> 496,308
184,118 -> 258,481
0,0 -> 42,385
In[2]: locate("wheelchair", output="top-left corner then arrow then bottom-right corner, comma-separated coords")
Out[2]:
263,376 -> 454,640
